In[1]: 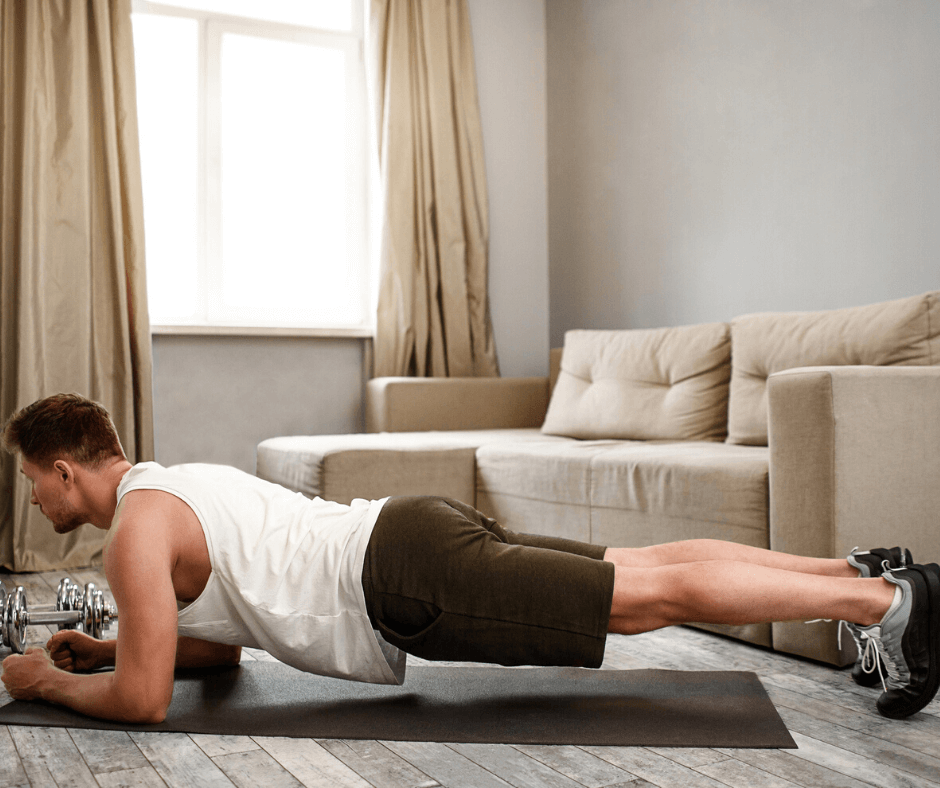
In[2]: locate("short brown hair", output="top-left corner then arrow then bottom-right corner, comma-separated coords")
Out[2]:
2,394 -> 125,468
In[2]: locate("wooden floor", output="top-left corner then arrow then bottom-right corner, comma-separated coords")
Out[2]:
1,566 -> 938,788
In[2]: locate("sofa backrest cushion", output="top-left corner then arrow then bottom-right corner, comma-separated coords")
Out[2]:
728,290 -> 940,446
541,323 -> 731,441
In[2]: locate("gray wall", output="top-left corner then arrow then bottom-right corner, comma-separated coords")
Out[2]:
152,335 -> 366,472
471,0 -> 550,378
547,0 -> 940,345
151,0 -> 551,472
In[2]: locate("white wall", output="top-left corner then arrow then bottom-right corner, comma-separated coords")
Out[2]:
547,0 -> 940,344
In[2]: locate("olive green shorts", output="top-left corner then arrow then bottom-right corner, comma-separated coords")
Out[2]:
361,496 -> 614,668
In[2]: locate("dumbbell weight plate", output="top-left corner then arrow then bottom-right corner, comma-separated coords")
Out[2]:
6,587 -> 28,654
56,578 -> 81,629
90,590 -> 104,640
80,582 -> 113,639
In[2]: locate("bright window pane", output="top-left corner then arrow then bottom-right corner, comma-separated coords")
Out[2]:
155,0 -> 352,31
220,33 -> 360,324
132,13 -> 199,322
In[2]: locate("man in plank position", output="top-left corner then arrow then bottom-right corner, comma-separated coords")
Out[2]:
2,394 -> 938,722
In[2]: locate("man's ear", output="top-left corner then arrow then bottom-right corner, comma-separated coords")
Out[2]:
52,459 -> 75,485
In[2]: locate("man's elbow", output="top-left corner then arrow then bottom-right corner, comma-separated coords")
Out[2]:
223,645 -> 242,666
116,695 -> 169,724
135,704 -> 169,725
116,683 -> 173,725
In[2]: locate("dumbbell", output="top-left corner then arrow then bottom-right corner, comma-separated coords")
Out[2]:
0,578 -> 118,654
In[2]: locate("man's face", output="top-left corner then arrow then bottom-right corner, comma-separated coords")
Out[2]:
20,457 -> 86,534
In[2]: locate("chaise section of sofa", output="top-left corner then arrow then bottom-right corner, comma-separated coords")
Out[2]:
256,428 -> 562,506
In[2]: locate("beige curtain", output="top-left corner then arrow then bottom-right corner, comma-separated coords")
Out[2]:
0,0 -> 153,571
369,0 -> 499,378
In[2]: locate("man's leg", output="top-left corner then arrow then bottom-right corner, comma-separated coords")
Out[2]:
605,561 -> 896,635
604,540 -> 857,578
607,559 -> 940,719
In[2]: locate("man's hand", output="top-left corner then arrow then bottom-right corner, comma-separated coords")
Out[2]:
1,648 -> 56,701
47,630 -> 112,673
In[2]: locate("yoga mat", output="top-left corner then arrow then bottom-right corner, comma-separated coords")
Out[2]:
0,663 -> 796,748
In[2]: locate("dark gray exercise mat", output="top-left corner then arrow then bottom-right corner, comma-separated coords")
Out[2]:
0,663 -> 796,748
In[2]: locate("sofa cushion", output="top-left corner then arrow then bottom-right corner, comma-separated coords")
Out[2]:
256,429 -> 555,504
728,291 -> 940,445
590,441 -> 769,536
541,324 -> 731,442
475,439 -> 620,542
474,439 -> 768,548
476,439 -> 620,507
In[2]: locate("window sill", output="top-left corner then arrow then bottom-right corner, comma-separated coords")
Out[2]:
150,324 -> 374,339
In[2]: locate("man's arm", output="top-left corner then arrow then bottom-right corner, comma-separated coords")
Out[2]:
46,631 -> 241,672
176,637 -> 242,669
3,494 -> 182,723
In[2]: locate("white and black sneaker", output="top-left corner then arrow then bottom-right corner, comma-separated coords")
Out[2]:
851,563 -> 940,719
843,547 -> 912,687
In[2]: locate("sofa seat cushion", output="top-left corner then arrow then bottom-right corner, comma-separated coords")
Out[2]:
729,290 -> 940,445
475,440 -> 768,549
589,441 -> 769,545
474,439 -> 624,542
542,324 -> 731,442
256,429 -> 559,504
477,439 -> 624,506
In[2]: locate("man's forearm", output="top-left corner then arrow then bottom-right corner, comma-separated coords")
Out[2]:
175,636 -> 241,668
90,638 -> 239,670
38,665 -> 169,724
96,639 -> 117,669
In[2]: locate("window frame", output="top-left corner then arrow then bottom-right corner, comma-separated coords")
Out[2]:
131,0 -> 372,336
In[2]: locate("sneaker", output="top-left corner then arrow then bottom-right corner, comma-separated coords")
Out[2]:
847,546 -> 912,578
853,563 -> 940,719
843,547 -> 912,687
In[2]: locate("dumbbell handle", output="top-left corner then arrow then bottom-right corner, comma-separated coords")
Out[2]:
26,610 -> 83,627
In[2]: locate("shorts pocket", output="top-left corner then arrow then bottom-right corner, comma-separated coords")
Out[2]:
374,595 -> 445,650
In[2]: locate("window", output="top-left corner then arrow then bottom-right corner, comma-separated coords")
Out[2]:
131,0 -> 371,332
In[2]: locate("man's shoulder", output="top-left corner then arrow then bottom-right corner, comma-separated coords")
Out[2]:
108,485 -> 198,546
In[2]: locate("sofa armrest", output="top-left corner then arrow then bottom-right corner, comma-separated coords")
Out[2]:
767,365 -> 940,663
366,376 -> 549,433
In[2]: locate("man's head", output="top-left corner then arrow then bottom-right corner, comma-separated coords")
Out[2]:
3,393 -> 125,468
3,394 -> 126,533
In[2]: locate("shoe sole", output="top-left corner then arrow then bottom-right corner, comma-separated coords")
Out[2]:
877,564 -> 940,719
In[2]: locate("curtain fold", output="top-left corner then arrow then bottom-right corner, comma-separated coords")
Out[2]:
368,0 -> 499,378
0,0 -> 153,571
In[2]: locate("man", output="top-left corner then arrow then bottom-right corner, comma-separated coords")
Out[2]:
1,394 -> 938,722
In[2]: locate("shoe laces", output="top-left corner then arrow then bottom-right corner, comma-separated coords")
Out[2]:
860,626 -> 901,691
805,619 -> 894,692
853,625 -> 892,692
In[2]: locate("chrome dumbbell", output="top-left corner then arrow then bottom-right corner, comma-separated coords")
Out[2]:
0,579 -> 118,654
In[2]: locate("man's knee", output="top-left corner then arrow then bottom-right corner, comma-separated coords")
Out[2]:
608,566 -> 675,634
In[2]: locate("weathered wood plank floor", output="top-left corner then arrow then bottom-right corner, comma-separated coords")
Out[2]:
1,566 -> 938,788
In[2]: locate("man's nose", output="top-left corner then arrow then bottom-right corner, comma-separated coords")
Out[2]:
29,489 -> 38,505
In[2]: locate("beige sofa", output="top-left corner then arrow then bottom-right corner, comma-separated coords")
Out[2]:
257,291 -> 940,666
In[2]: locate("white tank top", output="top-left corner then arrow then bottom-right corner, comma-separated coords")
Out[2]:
115,462 -> 405,685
